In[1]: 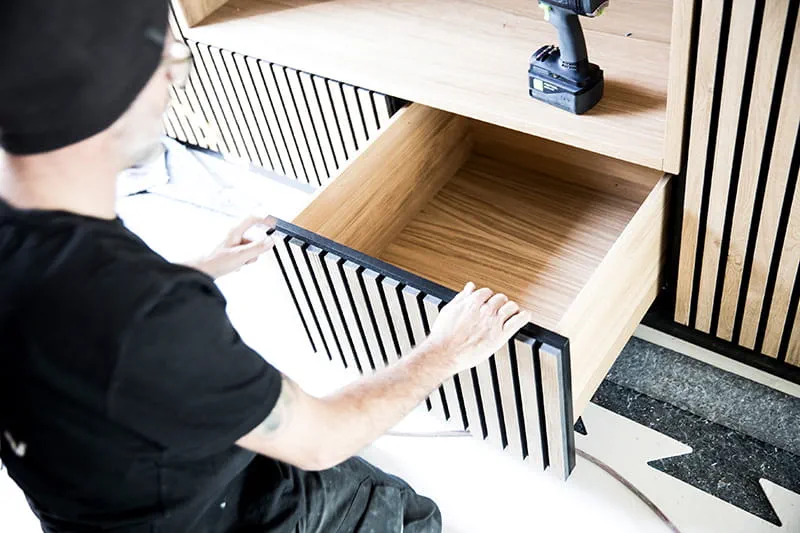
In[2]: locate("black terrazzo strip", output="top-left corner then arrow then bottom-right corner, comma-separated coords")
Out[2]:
593,380 -> 800,526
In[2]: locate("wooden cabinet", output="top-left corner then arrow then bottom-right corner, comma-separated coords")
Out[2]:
165,0 -> 700,479
271,104 -> 670,478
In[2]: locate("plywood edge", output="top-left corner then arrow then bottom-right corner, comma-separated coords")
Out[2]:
293,103 -> 473,256
172,0 -> 230,28
663,0 -> 696,174
557,174 -> 671,415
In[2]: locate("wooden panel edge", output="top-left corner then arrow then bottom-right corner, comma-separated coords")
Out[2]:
663,0 -> 696,174
558,174 -> 671,415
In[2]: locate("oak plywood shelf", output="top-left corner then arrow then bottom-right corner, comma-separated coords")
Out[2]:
177,0 -> 687,173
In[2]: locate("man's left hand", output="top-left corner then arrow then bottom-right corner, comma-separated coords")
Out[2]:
187,216 -> 274,279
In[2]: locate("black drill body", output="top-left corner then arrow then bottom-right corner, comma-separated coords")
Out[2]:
528,0 -> 608,114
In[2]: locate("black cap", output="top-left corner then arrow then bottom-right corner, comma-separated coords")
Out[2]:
0,1 -> 169,155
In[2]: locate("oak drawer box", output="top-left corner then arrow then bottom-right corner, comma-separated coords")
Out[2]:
271,103 -> 670,479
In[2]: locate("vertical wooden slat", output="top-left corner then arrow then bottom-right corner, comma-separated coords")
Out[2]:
494,341 -> 524,459
260,62 -> 307,180
199,44 -> 248,159
693,0 -> 757,332
287,69 -> 330,183
166,104 -> 188,143
539,343 -> 574,480
514,338 -> 546,470
381,278 -> 414,364
328,80 -> 359,158
739,17 -> 800,349
401,287 -> 447,419
342,262 -> 384,371
307,247 -> 359,373
299,72 -> 339,177
188,40 -> 237,157
163,114 -> 177,139
474,358 -> 504,450
675,1 -> 726,324
323,253 -> 370,373
361,270 -> 398,368
372,92 -> 392,129
248,57 -> 296,177
664,0 -> 698,174
762,182 -> 800,356
183,52 -> 223,151
223,50 -> 271,169
341,83 -> 369,149
287,239 -> 338,362
314,76 -> 349,165
272,232 -> 325,356
210,46 -> 257,164
272,64 -> 318,184
168,87 -> 198,145
787,303 -> 800,365
421,295 -> 468,430
717,0 -> 791,343
357,87 -> 380,140
234,53 -> 281,174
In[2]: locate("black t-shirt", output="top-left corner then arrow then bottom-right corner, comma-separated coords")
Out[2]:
0,198 -> 300,532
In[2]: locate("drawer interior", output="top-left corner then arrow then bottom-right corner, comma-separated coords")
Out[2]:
293,103 -> 669,413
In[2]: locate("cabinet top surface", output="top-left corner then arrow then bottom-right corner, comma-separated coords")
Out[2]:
185,0 -> 674,171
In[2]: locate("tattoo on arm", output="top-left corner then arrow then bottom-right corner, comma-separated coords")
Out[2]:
256,376 -> 296,437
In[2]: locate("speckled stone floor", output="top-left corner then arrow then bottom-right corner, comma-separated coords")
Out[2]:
593,337 -> 800,525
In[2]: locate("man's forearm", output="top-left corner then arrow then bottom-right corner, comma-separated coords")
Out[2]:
316,340 -> 452,466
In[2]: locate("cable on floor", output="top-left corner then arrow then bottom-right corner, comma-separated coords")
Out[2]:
385,430 -> 681,533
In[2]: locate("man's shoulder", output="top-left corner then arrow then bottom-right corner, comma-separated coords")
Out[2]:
1,214 -> 218,332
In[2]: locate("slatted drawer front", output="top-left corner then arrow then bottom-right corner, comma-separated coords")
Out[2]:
163,8 -> 397,186
674,0 -> 800,365
271,226 -> 575,478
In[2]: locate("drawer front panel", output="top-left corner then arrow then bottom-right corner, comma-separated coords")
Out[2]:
271,221 -> 576,479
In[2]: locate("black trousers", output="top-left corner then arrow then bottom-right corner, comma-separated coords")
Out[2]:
205,456 -> 442,533
292,457 -> 441,533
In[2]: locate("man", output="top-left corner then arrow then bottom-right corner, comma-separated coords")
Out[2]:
0,1 -> 529,532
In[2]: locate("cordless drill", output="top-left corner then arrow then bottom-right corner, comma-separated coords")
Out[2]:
528,0 -> 608,114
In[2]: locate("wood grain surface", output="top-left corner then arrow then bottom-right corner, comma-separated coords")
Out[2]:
294,105 -> 472,257
693,0 -> 758,333
664,0 -> 697,173
674,1 -> 725,326
185,0 -> 676,171
717,0 -> 791,344
742,27 -> 800,355
379,154 -> 641,330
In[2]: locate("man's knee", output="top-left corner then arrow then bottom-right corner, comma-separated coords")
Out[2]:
402,491 -> 442,533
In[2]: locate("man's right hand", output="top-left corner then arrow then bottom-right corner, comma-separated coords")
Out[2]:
424,282 -> 530,376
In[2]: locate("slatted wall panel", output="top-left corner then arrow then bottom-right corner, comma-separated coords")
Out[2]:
270,223 -> 576,479
674,0 -> 800,365
162,9 -> 398,186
